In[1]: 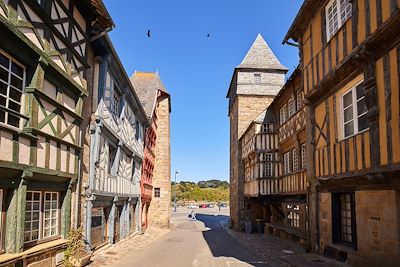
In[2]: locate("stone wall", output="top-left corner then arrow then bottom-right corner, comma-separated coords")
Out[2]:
229,95 -> 275,231
148,96 -> 171,228
319,190 -> 400,267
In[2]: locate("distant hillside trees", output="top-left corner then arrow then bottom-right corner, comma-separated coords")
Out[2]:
171,179 -> 229,202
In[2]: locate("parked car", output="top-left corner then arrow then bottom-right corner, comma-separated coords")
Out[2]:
218,202 -> 227,207
199,204 -> 207,208
187,204 -> 197,209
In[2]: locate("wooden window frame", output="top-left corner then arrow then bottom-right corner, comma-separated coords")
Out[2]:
265,153 -> 273,177
24,190 -> 61,247
325,0 -> 352,41
283,152 -> 291,174
262,123 -> 273,134
288,96 -> 296,117
0,50 -> 26,129
108,142 -> 117,175
43,192 -> 59,239
292,148 -> 298,172
301,143 -> 306,170
280,105 -> 288,125
332,192 -> 357,249
340,79 -> 368,139
287,204 -> 300,228
296,90 -> 303,111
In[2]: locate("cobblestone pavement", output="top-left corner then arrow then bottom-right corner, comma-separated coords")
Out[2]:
89,227 -> 170,267
220,220 -> 306,267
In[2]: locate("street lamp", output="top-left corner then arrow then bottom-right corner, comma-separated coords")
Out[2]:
174,171 -> 179,212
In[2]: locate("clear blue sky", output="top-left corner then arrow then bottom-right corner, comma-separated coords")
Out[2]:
103,0 -> 302,182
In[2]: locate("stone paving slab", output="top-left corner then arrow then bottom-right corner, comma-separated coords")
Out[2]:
89,227 -> 170,267
220,220 -> 306,267
281,254 -> 353,267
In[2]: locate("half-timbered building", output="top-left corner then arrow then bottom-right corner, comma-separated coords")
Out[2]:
0,0 -> 112,265
284,0 -> 400,265
227,34 -> 288,231
131,72 -> 171,229
241,67 -> 308,244
83,35 -> 149,250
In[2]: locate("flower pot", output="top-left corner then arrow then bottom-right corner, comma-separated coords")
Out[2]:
69,253 -> 93,267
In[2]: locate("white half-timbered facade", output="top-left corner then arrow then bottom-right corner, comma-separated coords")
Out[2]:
84,35 -> 148,250
0,0 -> 112,266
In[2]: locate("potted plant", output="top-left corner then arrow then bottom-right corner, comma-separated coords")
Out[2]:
65,227 -> 93,267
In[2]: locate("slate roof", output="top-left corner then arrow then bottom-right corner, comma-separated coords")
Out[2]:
237,34 -> 287,71
254,108 -> 276,124
130,72 -> 168,118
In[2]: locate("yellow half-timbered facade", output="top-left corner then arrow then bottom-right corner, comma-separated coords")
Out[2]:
284,0 -> 400,265
0,0 -> 112,266
241,68 -> 308,244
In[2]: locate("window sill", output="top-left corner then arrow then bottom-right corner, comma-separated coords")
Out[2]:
0,238 -> 68,264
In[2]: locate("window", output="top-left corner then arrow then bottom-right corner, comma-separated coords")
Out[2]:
265,153 -> 273,177
296,90 -> 303,110
108,145 -> 116,175
292,148 -> 298,172
254,74 -> 261,84
154,188 -> 160,198
0,51 -> 25,128
332,193 -> 356,247
25,191 -> 41,243
287,204 -> 300,228
43,192 -> 58,238
131,160 -> 136,180
301,143 -> 306,170
24,191 -> 59,244
135,120 -> 141,140
262,123 -> 273,133
326,0 -> 352,40
283,152 -> 291,174
288,97 -> 295,117
280,105 -> 287,125
112,90 -> 121,117
341,82 -> 368,138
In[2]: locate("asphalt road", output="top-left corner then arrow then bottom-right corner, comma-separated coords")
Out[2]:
111,207 -> 269,267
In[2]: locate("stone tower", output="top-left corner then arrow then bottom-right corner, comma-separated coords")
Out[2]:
227,34 -> 287,231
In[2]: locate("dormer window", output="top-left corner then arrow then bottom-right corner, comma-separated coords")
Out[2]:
254,74 -> 261,84
326,0 -> 352,40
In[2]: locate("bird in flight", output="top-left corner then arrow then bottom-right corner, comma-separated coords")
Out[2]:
206,33 -> 210,38
147,29 -> 151,38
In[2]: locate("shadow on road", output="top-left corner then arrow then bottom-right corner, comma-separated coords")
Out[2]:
195,213 -> 266,266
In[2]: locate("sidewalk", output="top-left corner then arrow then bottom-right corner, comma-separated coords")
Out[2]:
89,227 -> 170,267
219,220 -> 306,266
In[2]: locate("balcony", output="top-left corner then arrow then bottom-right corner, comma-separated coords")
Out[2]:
259,170 -> 307,196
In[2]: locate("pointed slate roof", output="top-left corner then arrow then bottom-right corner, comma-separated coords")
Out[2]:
130,72 -> 169,118
254,108 -> 276,124
237,34 -> 287,71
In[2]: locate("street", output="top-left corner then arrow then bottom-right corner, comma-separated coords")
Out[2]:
110,207 -> 269,267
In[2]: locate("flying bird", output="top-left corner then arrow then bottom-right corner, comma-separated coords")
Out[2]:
147,29 -> 151,38
206,33 -> 210,38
